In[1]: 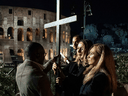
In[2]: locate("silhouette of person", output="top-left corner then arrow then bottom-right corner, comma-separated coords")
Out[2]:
71,35 -> 82,61
16,42 -> 58,96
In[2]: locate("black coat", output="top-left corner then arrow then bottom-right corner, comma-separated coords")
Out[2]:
70,49 -> 77,61
60,62 -> 86,96
79,72 -> 111,96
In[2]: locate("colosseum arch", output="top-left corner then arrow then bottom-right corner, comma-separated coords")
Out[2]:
65,48 -> 68,57
17,49 -> 24,60
62,48 -> 67,57
17,20 -> 24,26
0,27 -> 4,39
42,29 -> 47,39
49,49 -> 53,59
7,27 -> 14,39
62,48 -> 65,56
35,28 -> 40,40
27,28 -> 33,41
50,32 -> 53,43
9,49 -> 15,61
35,28 -> 40,36
55,31 -> 56,42
9,49 -> 15,55
63,31 -> 65,40
54,49 -> 56,56
4,48 -> 12,63
60,49 -> 62,54
65,32 -> 68,42
18,28 -> 24,41
44,49 -> 48,60
68,36 -> 70,44
0,51 -> 4,64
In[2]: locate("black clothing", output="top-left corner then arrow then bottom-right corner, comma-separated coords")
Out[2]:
60,62 -> 86,96
79,72 -> 111,96
70,49 -> 77,61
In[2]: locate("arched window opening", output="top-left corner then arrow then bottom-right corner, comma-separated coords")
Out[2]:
9,9 -> 12,14
10,49 -> 15,55
17,49 -> 24,61
60,49 -> 62,54
9,49 -> 15,61
45,49 -> 48,60
65,48 -> 68,57
35,28 -> 40,40
44,14 -> 46,20
36,28 -> 40,36
7,27 -> 14,39
50,32 -> 53,43
28,10 -> 31,15
65,32 -> 68,42
17,20 -> 24,26
0,51 -> 4,64
63,31 -> 65,40
27,28 -> 32,41
49,49 -> 53,59
0,27 -> 4,39
54,49 -> 56,56
68,36 -> 70,44
62,48 -> 65,56
42,29 -> 47,39
18,28 -> 24,41
4,48 -> 12,63
55,32 -> 56,42
42,29 -> 45,39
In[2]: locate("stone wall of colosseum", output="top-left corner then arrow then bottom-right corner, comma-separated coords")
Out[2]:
0,6 -> 71,63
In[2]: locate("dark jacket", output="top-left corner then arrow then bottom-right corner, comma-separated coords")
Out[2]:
16,59 -> 53,96
79,72 -> 111,96
70,49 -> 77,61
59,62 -> 86,96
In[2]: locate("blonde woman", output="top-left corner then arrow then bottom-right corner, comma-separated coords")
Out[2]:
79,43 -> 117,96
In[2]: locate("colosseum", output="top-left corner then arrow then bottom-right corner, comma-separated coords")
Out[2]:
0,5 -> 71,67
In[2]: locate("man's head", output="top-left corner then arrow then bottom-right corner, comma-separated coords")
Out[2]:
72,35 -> 81,50
25,42 -> 45,64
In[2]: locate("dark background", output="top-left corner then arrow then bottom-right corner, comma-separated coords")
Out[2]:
1,0 -> 128,38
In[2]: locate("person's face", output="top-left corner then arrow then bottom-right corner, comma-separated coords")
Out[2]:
87,46 -> 100,66
72,37 -> 79,50
77,42 -> 86,60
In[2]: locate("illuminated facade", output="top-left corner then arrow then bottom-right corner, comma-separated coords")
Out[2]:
0,6 -> 71,64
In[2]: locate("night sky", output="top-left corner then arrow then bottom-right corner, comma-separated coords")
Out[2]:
1,0 -> 128,37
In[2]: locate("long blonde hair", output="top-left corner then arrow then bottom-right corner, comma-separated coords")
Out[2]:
83,43 -> 117,93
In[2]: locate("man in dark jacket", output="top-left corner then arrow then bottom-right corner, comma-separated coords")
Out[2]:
70,35 -> 81,61
16,42 -> 57,96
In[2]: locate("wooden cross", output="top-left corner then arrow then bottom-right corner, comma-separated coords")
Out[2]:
44,0 -> 77,65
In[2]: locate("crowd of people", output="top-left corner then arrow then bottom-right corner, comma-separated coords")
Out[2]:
15,35 -> 126,96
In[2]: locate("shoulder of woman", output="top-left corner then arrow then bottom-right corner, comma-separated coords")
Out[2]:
93,72 -> 108,81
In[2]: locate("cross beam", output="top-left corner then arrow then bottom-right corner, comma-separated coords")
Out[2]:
44,0 -> 77,65
44,15 -> 77,28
